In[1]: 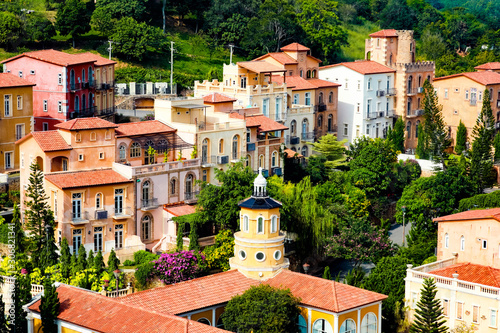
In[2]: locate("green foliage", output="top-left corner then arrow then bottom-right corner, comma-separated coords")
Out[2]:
470,89 -> 496,193
95,0 -> 148,21
146,145 -> 157,165
343,267 -> 365,287
13,273 -> 31,332
70,268 -> 102,291
380,0 -> 417,30
107,248 -> 120,272
455,120 -> 468,155
422,256 -> 437,265
0,11 -> 22,51
134,261 -> 155,289
322,266 -> 331,280
59,238 -> 71,279
308,134 -> 347,169
202,229 -> 235,271
40,279 -> 60,333
0,294 -> 7,332
76,244 -> 87,272
25,13 -> 56,43
387,117 -> 405,152
221,284 -> 301,333
494,132 -> 500,163
9,203 -> 27,259
399,227 -> 437,266
55,0 -> 91,39
410,278 -> 448,333
416,124 -> 427,159
458,189 -> 500,211
90,6 -> 116,37
40,221 -> 59,272
133,250 -> 159,266
93,250 -> 105,274
305,155 -> 329,184
87,250 -> 94,268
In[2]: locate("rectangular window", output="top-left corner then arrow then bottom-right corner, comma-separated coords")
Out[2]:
17,96 -> 22,110
483,239 -> 488,249
357,81 -> 361,90
72,193 -> 82,220
305,93 -> 311,106
275,98 -> 282,121
4,95 -> 11,116
293,94 -> 299,104
345,79 -> 348,89
62,159 -> 67,171
115,224 -> 123,249
72,229 -> 82,254
343,124 -> 348,136
114,189 -> 124,215
262,99 -> 269,117
99,152 -> 105,160
20,153 -> 24,168
473,305 -> 480,323
94,227 -> 103,252
58,101 -> 63,113
356,103 -> 360,113
257,217 -> 264,234
43,100 -> 48,112
240,77 -> 247,88
4,152 -> 12,169
356,125 -> 360,138
366,124 -> 370,135
444,89 -> 449,99
78,154 -> 84,161
457,302 -> 463,320
43,123 -> 48,131
491,309 -> 497,327
367,99 -> 371,116
16,124 -> 24,141
18,71 -> 22,78
443,299 -> 449,317
58,73 -> 62,85
58,230 -> 61,245
465,90 -> 469,100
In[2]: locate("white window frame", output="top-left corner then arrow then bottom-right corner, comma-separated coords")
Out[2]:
313,318 -> 334,333
255,251 -> 266,262
490,308 -> 497,328
58,73 -> 63,85
58,101 -> 63,113
444,233 -> 449,248
257,217 -> 264,234
360,312 -> 377,333
456,301 -> 464,320
293,94 -> 299,104
472,304 -> 480,324
15,124 -> 25,141
483,239 -> 488,249
242,215 -> 249,232
42,123 -> 49,131
270,215 -> 278,233
305,92 -> 311,106
4,151 -> 13,169
460,236 -> 465,251
17,95 -> 22,110
4,95 -> 11,117
43,100 -> 48,112
78,154 -> 84,161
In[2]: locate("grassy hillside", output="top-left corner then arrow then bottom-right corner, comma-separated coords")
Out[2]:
340,22 -> 380,61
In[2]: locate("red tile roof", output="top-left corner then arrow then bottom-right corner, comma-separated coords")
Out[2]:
429,263 -> 500,288
230,113 -> 288,132
1,49 -> 96,67
202,93 -> 237,104
0,73 -> 35,88
433,71 -> 500,86
116,120 -> 175,137
253,53 -> 298,65
475,62 -> 500,70
237,61 -> 287,74
45,169 -> 132,189
369,29 -> 398,38
16,131 -> 72,152
120,269 -> 386,314
280,43 -> 311,52
28,284 -> 229,333
164,204 -> 196,216
55,118 -> 118,131
272,75 -> 340,90
320,61 -> 396,75
73,52 -> 117,66
433,208 -> 500,222
284,148 -> 303,158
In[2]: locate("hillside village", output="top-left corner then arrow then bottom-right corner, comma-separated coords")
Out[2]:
3,0 -> 500,332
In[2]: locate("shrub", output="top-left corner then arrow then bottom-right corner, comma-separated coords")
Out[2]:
133,250 -> 159,265
134,261 -> 155,289
202,229 -> 234,272
152,250 -> 205,285
122,259 -> 135,267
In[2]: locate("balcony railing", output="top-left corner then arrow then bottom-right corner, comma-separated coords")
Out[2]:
407,87 -> 424,95
70,81 -> 94,91
201,155 -> 216,166
367,111 -> 385,119
314,103 -> 327,112
301,132 -> 315,141
141,198 -> 158,210
285,136 -> 300,145
96,106 -> 116,116
70,106 -> 97,119
406,109 -> 424,118
386,88 -> 397,96
113,207 -> 133,219
385,109 -> 397,118
184,191 -> 200,203
71,211 -> 90,224
96,81 -> 116,90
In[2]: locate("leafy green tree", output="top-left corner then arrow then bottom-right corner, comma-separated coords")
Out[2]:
25,13 -> 56,44
0,11 -> 22,51
387,117 -> 405,152
107,248 -> 120,272
470,89 -> 495,193
380,0 -> 417,30
421,28 -> 448,61
93,250 -> 105,274
95,0 -> 148,21
40,279 -> 60,333
40,220 -> 59,272
90,6 -> 116,37
87,250 -> 94,268
410,278 -> 448,333
422,80 -> 451,169
455,120 -> 467,155
416,125 -> 428,159
221,284 -> 301,333
55,0 -> 91,46
308,134 -> 347,169
305,155 -> 329,184
202,229 -> 234,271
494,132 -> 500,163
70,252 -> 78,277
60,238 -> 71,279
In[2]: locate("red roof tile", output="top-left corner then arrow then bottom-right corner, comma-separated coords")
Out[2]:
272,75 -> 340,90
202,93 -> 237,104
164,204 -> 196,216
475,62 -> 500,70
55,118 -> 118,131
237,61 -> 287,74
28,284 -> 229,333
284,148 -> 303,158
45,169 -> 132,189
369,29 -> 398,38
253,53 -> 298,65
73,52 -> 117,66
429,263 -> 500,288
17,131 -> 72,152
1,49 -> 96,67
433,71 -> 500,86
116,120 -> 175,137
320,61 -> 396,75
280,43 -> 311,52
120,269 -> 386,314
230,113 -> 288,132
0,73 -> 35,88
433,208 -> 500,222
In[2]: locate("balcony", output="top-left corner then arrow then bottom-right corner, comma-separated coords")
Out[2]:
70,106 -> 97,119
376,90 -> 385,97
385,109 -> 397,118
470,99 -> 477,106
71,211 -> 90,224
407,87 -> 424,96
301,132 -> 315,141
201,155 -> 216,167
96,81 -> 115,90
112,207 -> 133,220
96,106 -> 116,116
314,103 -> 327,112
386,88 -> 397,96
289,136 -> 300,145
141,198 -> 159,211
184,191 -> 200,204
113,159 -> 201,178
407,109 -> 424,118
367,111 -> 384,120
70,81 -> 94,91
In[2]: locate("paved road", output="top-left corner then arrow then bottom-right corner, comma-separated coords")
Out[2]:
389,221 -> 412,247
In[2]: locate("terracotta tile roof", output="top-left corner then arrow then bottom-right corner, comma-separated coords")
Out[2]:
202,93 -> 237,104
272,75 -> 340,90
369,29 -> 398,38
253,53 -> 298,65
475,62 -> 500,70
320,61 -> 396,75
0,73 -> 35,88
433,208 -> 500,222
16,131 -> 72,152
164,204 -> 196,216
284,148 -> 303,158
280,43 -> 311,52
73,52 -> 117,66
433,71 -> 500,86
429,263 -> 500,288
116,120 -> 175,137
230,113 -> 288,132
55,118 -> 118,131
45,169 -> 132,189
28,284 -> 229,333
237,61 -> 287,74
120,269 -> 386,314
1,49 -> 96,67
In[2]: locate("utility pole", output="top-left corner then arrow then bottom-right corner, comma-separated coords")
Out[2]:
229,44 -> 234,65
107,40 -> 114,60
402,206 -> 406,246
170,41 -> 175,95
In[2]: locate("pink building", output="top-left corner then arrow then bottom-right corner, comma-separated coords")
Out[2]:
1,50 -> 116,131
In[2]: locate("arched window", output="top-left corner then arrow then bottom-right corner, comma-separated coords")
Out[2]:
407,97 -> 412,116
142,180 -> 150,203
361,313 -> 377,333
313,319 -> 333,333
74,95 -> 80,111
259,155 -> 265,168
312,70 -> 317,78
82,68 -> 86,83
257,217 -> 264,234
298,315 -> 307,333
219,139 -> 224,154
88,66 -> 93,84
291,120 -> 297,135
119,144 -> 126,160
246,154 -> 251,168
415,121 -> 420,138
242,215 -> 249,232
307,70 -> 311,78
141,215 -> 152,241
318,92 -> 323,105
271,216 -> 278,233
272,151 -> 278,167
418,75 -> 422,87
368,78 -> 372,90
232,135 -> 239,160
407,121 -> 411,139
170,179 -> 177,195
197,318 -> 211,326
389,54 -> 392,65
95,193 -> 102,210
302,118 -> 309,138
318,115 -> 323,128
157,139 -> 168,153
328,114 -> 333,132
460,236 -> 465,251
427,75 -> 431,82
329,92 -> 333,104
70,69 -> 75,89
130,142 -> 141,157
408,76 -> 413,93
90,132 -> 96,141
444,233 -> 449,249
202,138 -> 209,164
340,319 -> 356,333
185,174 -> 193,196
82,94 -> 86,111
216,317 -> 224,328
301,146 -> 308,157
417,97 -> 421,109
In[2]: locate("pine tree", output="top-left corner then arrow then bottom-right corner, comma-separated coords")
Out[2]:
107,248 -> 120,272
470,89 -> 495,193
70,252 -> 78,277
415,125 -> 428,159
387,117 -> 405,152
40,279 -> 60,333
455,120 -> 467,155
410,278 -> 448,333
0,294 -> 8,333
87,250 -> 95,268
422,80 -> 451,169
494,132 -> 500,162
59,238 -> 72,280
40,214 -> 59,272
93,250 -> 105,274
13,273 -> 32,332
308,133 -> 347,168
76,244 -> 87,272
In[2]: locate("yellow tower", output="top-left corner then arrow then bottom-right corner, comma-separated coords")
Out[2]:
229,168 -> 290,279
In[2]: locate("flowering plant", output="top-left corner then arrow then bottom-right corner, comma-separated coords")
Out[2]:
153,250 -> 205,285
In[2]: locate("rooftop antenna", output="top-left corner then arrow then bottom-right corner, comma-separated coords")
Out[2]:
170,41 -> 175,95
107,40 -> 115,60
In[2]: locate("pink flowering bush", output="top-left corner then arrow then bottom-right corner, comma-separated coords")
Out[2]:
153,250 -> 205,285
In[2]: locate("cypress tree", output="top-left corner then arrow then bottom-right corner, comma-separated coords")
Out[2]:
410,278 -> 448,333
107,248 -> 120,272
13,273 -> 32,332
455,120 -> 467,155
40,217 -> 59,273
87,250 -> 95,268
470,89 -> 495,193
494,132 -> 500,163
76,244 -> 87,272
387,117 -> 405,152
415,125 -> 428,159
93,250 -> 105,274
40,279 -> 60,333
70,252 -> 78,277
59,238 -> 71,280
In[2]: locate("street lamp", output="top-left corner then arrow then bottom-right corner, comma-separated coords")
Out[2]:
402,206 -> 407,246
302,263 -> 310,274
113,269 -> 121,292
